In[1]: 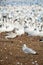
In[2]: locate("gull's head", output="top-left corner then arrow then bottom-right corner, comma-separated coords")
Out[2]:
23,44 -> 26,48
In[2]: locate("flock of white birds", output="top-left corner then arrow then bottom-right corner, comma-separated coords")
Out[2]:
0,5 -> 43,38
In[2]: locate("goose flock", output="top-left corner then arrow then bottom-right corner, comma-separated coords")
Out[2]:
0,5 -> 43,38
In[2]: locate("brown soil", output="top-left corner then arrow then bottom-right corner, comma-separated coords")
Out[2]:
0,33 -> 43,65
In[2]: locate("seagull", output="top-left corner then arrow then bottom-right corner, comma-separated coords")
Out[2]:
22,44 -> 37,54
5,32 -> 17,38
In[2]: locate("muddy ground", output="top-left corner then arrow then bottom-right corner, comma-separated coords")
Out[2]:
0,33 -> 43,65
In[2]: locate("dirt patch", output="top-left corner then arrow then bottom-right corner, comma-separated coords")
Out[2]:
0,33 -> 43,65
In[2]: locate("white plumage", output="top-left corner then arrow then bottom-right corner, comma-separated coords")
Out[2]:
22,44 -> 36,54
5,32 -> 17,38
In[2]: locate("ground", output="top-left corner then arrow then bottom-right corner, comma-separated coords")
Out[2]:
0,33 -> 43,65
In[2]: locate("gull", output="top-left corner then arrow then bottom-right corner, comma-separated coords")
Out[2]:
22,44 -> 37,54
5,32 -> 17,39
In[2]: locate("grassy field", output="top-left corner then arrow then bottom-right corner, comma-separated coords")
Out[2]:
0,33 -> 43,65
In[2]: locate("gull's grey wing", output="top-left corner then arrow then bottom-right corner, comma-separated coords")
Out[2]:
23,47 -> 32,53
